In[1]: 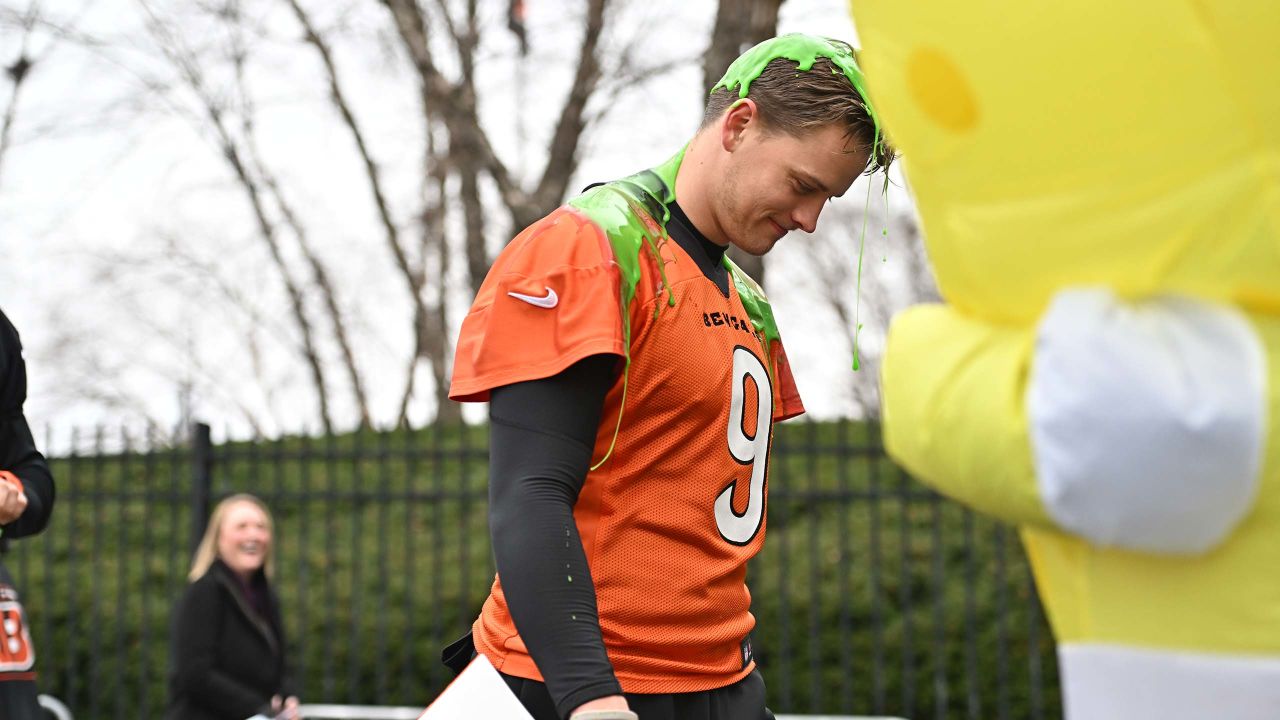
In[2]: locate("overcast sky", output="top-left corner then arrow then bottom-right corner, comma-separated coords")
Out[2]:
1,0 -> 921,443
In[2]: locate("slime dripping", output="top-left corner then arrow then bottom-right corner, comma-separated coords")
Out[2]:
712,34 -> 886,170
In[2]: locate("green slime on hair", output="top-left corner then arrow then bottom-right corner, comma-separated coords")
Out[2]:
711,33 -> 884,165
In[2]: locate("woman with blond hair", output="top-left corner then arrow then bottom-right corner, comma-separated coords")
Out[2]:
165,494 -> 299,720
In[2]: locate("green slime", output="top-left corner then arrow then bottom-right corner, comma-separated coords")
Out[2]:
567,148 -> 784,354
567,149 -> 784,467
712,33 -> 883,165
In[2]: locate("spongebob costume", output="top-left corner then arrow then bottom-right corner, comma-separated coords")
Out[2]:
848,1 -> 1280,717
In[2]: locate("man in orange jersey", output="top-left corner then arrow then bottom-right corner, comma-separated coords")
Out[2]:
446,34 -> 890,720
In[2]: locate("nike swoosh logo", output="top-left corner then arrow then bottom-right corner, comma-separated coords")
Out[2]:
507,287 -> 558,308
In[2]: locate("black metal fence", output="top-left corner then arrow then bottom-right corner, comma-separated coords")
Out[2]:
5,420 -> 1060,719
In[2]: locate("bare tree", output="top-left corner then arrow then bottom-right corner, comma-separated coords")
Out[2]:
701,0 -> 786,288
429,0 -> 490,298
135,0 -> 661,427
1,0 -> 48,188
10,0 -> 748,433
381,0 -> 611,235
0,16 -> 34,189
2,0 -> 123,188
226,2 -> 372,428
378,0 -> 617,420
274,0 -> 454,422
790,185 -> 938,417
411,123 -> 455,424
48,238 -> 284,437
140,0 -> 339,433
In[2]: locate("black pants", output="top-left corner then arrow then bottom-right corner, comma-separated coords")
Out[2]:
443,632 -> 774,720
500,668 -> 776,720
0,563 -> 41,720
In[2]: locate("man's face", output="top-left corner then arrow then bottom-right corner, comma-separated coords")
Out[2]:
714,122 -> 870,256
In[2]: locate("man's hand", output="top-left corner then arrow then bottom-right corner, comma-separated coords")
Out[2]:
0,471 -> 27,525
569,695 -> 636,720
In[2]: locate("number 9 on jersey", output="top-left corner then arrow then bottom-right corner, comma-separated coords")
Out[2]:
715,346 -> 773,545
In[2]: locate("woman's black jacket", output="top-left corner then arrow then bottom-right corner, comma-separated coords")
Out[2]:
165,559 -> 295,720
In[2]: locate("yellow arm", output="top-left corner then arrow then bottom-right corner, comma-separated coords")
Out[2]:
881,302 -> 1052,527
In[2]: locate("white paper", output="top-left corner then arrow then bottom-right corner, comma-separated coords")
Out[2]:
418,654 -> 535,720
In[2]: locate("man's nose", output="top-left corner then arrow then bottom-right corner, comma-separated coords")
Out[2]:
790,197 -> 824,234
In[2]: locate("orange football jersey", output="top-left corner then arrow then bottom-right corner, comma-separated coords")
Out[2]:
450,158 -> 803,694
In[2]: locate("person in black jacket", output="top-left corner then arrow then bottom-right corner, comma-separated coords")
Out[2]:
0,308 -> 56,720
166,493 -> 299,720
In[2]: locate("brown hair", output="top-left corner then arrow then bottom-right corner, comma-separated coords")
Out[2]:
702,49 -> 893,173
187,493 -> 276,581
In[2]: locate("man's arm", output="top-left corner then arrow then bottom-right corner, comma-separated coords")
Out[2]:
0,312 -> 53,537
487,354 -> 628,719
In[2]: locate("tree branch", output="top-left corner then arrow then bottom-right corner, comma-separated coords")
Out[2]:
141,0 -> 335,432
381,0 -> 530,222
527,0 -> 608,222
0,0 -> 41,188
274,0 -> 401,427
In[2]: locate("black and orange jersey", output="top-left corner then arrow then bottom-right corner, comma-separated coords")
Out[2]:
449,150 -> 803,694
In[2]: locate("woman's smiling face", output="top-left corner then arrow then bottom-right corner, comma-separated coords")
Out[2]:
217,500 -> 271,579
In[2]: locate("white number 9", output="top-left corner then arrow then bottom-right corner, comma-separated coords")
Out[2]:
715,346 -> 774,545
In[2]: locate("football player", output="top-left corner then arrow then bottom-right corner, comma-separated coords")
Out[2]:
446,34 -> 889,720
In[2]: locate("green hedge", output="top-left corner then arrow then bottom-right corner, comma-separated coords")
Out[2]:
6,421 -> 1059,719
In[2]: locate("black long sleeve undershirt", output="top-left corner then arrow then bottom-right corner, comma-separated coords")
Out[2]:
667,199 -> 729,297
487,354 -> 620,718
486,198 -> 725,718
0,309 -> 54,546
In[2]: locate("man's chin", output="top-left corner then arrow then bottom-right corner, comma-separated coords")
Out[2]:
728,237 -> 776,257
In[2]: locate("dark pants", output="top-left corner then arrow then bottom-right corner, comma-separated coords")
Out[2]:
500,668 -> 776,720
444,630 -> 774,720
0,563 -> 41,720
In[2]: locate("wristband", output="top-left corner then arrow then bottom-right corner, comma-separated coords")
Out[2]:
570,712 -> 639,720
0,470 -> 21,492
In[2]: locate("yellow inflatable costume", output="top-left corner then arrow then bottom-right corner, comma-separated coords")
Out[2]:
850,1 -> 1280,717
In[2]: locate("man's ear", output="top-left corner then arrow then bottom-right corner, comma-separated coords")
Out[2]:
720,98 -> 758,152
